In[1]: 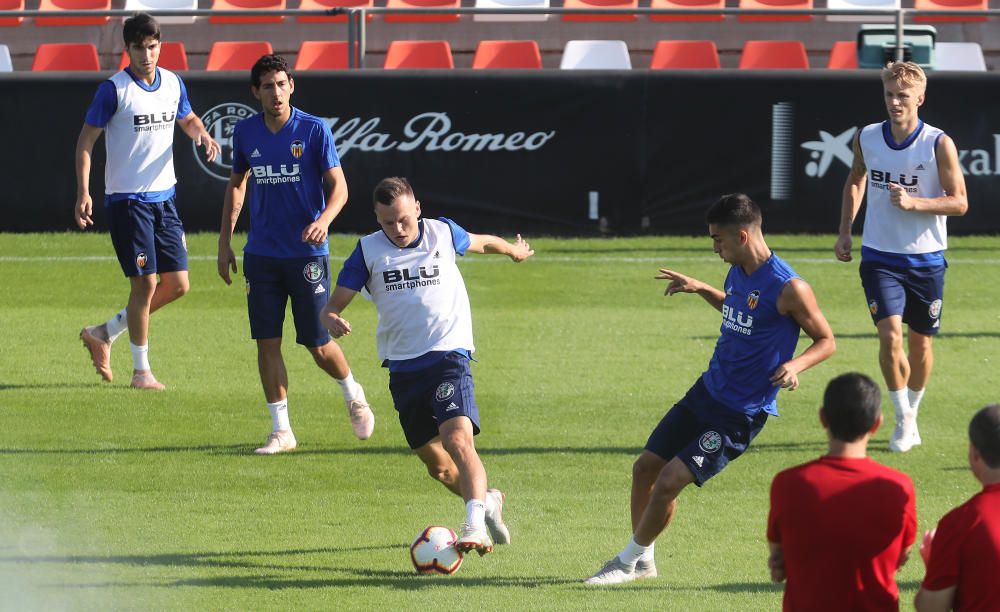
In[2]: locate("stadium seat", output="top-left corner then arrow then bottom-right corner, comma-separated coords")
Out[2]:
827,40 -> 859,68
210,0 -> 285,24
383,40 -> 454,69
472,40 -> 542,69
32,43 -> 100,70
297,0 -> 373,23
560,40 -> 632,69
0,45 -> 12,71
561,0 -> 637,22
934,42 -> 986,70
649,40 -> 720,69
739,40 -> 809,68
738,0 -> 812,22
826,0 -> 898,22
914,0 -> 986,22
0,0 -> 25,26
123,0 -> 197,23
383,0 -> 459,23
36,0 -> 110,26
118,42 -> 189,71
295,41 -> 352,69
649,0 -> 723,22
473,0 -> 549,22
205,41 -> 274,71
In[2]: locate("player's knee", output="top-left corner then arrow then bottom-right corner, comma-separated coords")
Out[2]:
633,454 -> 661,482
426,463 -> 453,484
441,431 -> 474,458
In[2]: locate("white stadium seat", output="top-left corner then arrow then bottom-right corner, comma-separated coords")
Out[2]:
826,0 -> 900,22
934,42 -> 987,71
473,0 -> 549,22
124,0 -> 198,23
560,40 -> 632,69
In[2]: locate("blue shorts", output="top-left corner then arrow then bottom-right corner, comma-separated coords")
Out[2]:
108,198 -> 188,277
859,260 -> 946,336
243,253 -> 332,347
645,378 -> 769,487
388,352 -> 481,450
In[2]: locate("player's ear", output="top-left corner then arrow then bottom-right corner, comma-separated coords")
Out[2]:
869,413 -> 883,435
250,85 -> 260,101
415,200 -> 421,217
818,406 -> 828,429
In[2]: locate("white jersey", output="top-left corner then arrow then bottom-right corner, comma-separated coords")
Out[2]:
860,120 -> 949,254
360,219 -> 475,361
102,68 -> 183,195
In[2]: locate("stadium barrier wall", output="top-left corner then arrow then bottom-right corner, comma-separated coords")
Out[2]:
4,71 -> 1000,235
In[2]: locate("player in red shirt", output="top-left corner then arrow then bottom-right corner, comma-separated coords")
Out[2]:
915,404 -> 1000,612
767,372 -> 917,611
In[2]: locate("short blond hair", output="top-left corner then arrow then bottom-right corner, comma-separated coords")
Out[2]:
882,61 -> 927,94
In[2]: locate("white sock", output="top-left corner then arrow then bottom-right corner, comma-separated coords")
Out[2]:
130,342 -> 150,371
617,536 -> 650,568
484,491 -> 498,516
268,399 -> 290,432
106,308 -> 128,343
889,388 -> 912,421
639,541 -> 655,563
907,387 -> 925,417
336,371 -> 362,402
465,499 -> 486,530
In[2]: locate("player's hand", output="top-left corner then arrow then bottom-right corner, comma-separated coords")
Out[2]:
767,549 -> 786,583
509,234 -> 534,262
217,244 -> 238,285
656,269 -> 700,296
322,310 -> 351,338
197,133 -> 221,163
74,195 -> 94,230
919,528 -> 936,567
770,362 -> 800,390
834,234 -> 853,262
302,222 -> 328,247
889,182 -> 916,211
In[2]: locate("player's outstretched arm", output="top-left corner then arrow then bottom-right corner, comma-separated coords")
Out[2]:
836,132 -> 867,262
772,279 -> 836,389
177,113 -> 221,163
74,124 -> 103,230
655,268 -> 725,312
218,171 -> 249,285
321,286 -> 359,338
467,233 -> 534,262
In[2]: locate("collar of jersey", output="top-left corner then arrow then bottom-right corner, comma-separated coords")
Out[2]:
881,119 -> 924,151
124,66 -> 161,92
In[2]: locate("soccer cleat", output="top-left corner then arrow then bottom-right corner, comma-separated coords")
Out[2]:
80,326 -> 113,382
634,558 -> 658,580
455,522 -> 493,556
130,369 -> 165,390
889,417 -> 919,453
585,557 -> 637,586
255,429 -> 297,455
346,386 -> 375,440
485,489 -> 511,545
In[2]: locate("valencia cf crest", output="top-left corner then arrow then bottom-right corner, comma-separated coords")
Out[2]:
747,290 -> 760,310
869,299 -> 879,315
136,252 -> 147,269
290,139 -> 305,158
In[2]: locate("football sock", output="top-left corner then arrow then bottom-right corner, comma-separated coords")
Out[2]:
336,371 -> 362,402
618,536 -> 650,568
130,342 -> 150,371
268,399 -> 290,432
106,308 -> 128,343
907,387 -> 925,417
484,491 -> 499,516
465,499 -> 487,530
639,542 -> 655,563
889,388 -> 911,420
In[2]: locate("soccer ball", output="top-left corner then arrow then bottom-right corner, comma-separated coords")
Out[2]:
410,525 -> 463,575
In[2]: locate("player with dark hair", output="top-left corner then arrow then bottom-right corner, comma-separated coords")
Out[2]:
586,193 -> 836,585
321,176 -> 533,555
915,404 -> 1000,611
835,61 -> 969,452
217,54 -> 373,455
767,372 -> 917,610
76,12 -> 220,389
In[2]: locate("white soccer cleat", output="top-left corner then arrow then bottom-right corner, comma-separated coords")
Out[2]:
634,558 -> 658,580
455,522 -> 493,556
346,386 -> 375,440
889,416 -> 919,453
80,326 -> 113,382
255,429 -> 297,455
585,557 -> 637,586
485,488 -> 511,545
130,369 -> 165,390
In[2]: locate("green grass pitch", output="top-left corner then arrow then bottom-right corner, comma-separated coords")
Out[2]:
1,232 -> 997,610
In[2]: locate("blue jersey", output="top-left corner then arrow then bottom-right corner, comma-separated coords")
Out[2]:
232,107 -> 341,258
702,253 -> 802,416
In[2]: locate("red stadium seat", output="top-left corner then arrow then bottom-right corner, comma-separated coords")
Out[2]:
205,41 -> 274,71
649,40 -> 720,69
0,0 -> 25,26
649,0 -> 723,22
384,0 -> 459,22
32,43 -> 100,70
295,41 -> 352,70
383,40 -> 454,69
36,0 -> 110,26
118,41 -> 189,71
827,40 -> 858,69
562,0 -> 637,22
914,0 -> 986,22
739,40 -> 809,69
738,0 -> 812,22
210,0 -> 285,24
472,40 -> 542,69
297,0 -> 373,23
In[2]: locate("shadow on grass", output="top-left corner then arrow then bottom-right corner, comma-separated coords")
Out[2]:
744,441 -> 827,454
0,445 -> 644,457
0,383 -> 102,391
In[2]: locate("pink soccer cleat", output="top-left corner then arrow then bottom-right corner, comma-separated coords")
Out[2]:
346,386 -> 375,440
255,429 -> 297,455
130,369 -> 165,391
80,326 -> 112,382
